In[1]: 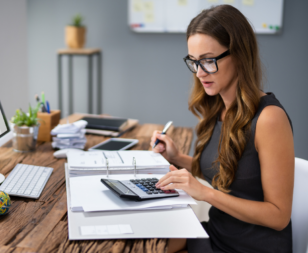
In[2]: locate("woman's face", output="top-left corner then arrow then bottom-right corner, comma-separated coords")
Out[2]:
187,33 -> 238,99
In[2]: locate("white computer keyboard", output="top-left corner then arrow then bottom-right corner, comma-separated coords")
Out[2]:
0,164 -> 53,199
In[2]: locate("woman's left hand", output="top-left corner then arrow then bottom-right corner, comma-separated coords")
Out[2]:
156,165 -> 208,201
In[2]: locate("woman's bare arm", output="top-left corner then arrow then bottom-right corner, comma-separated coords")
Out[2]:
157,106 -> 294,231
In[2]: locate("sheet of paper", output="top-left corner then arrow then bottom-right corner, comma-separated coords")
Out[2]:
69,174 -> 196,212
68,150 -> 170,169
80,224 -> 133,235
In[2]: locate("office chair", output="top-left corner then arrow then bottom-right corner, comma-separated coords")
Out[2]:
292,157 -> 308,253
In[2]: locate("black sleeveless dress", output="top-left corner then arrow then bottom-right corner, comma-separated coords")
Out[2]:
187,93 -> 293,253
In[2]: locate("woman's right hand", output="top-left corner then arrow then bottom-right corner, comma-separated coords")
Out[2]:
150,130 -> 180,163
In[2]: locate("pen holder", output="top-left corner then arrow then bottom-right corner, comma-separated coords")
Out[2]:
37,110 -> 60,142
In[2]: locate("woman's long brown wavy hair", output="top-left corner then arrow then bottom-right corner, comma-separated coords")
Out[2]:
188,5 -> 262,193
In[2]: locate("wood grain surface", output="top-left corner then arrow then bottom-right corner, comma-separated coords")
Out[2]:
0,123 -> 193,253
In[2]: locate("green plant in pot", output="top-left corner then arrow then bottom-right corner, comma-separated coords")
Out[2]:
65,14 -> 86,49
11,104 -> 41,152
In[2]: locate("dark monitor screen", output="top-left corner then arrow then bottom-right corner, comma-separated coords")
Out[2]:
0,102 -> 10,139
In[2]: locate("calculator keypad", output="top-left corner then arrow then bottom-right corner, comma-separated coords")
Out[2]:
101,177 -> 180,201
129,178 -> 177,195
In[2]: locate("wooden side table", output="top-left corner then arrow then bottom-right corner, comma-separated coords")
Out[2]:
57,48 -> 102,116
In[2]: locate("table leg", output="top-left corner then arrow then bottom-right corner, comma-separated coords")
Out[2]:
88,54 -> 93,114
97,52 -> 102,114
68,55 -> 73,115
58,54 -> 63,116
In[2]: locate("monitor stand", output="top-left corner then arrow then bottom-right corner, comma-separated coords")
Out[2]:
0,174 -> 5,184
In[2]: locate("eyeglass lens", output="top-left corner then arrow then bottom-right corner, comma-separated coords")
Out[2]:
186,59 -> 217,73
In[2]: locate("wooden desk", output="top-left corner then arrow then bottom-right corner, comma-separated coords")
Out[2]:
0,123 -> 193,253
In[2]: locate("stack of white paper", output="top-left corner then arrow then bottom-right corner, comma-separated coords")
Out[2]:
67,150 -> 171,177
67,173 -> 197,212
51,120 -> 87,149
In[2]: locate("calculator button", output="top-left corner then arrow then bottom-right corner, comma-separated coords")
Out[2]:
153,192 -> 158,194
130,179 -> 136,183
147,192 -> 152,194
159,190 -> 164,193
141,178 -> 146,181
170,190 -> 176,193
164,190 -> 171,193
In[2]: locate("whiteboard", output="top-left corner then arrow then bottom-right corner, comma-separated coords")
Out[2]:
128,0 -> 284,34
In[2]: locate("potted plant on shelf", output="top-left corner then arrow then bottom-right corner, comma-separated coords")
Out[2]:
65,14 -> 86,49
10,104 -> 40,152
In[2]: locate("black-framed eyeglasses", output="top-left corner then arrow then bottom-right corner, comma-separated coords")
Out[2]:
183,50 -> 230,74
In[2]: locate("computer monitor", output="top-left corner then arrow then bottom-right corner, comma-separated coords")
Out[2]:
0,101 -> 12,147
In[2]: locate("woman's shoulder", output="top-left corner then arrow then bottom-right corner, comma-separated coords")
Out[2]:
250,92 -> 293,140
254,93 -> 293,152
257,105 -> 290,132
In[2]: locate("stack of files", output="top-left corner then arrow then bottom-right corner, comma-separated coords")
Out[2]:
81,116 -> 139,137
51,120 -> 87,149
66,169 -> 197,212
67,150 -> 170,177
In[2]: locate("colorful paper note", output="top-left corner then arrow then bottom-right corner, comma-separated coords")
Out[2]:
242,0 -> 254,6
144,1 -> 154,11
133,0 -> 143,12
223,0 -> 235,3
144,12 -> 155,23
178,0 -> 188,6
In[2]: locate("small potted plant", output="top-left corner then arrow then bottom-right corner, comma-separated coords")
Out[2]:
65,14 -> 86,49
11,104 -> 40,152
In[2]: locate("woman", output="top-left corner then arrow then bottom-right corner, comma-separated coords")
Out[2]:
151,5 -> 294,253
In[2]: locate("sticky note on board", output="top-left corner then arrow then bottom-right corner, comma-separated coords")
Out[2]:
178,0 -> 187,6
242,0 -> 254,6
144,12 -> 155,23
133,0 -> 143,12
223,0 -> 235,3
144,1 -> 154,11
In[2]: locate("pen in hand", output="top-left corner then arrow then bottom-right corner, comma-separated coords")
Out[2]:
152,121 -> 173,149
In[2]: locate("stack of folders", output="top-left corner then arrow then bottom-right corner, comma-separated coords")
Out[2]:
80,116 -> 139,137
65,150 -> 197,212
51,120 -> 87,149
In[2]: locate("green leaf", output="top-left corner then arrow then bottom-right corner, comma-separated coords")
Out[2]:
11,103 -> 39,127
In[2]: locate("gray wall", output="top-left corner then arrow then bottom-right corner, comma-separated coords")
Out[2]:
0,0 -> 28,119
27,0 -> 308,159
